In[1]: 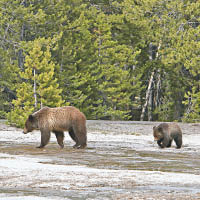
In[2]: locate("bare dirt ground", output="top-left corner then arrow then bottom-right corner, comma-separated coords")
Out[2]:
0,120 -> 200,200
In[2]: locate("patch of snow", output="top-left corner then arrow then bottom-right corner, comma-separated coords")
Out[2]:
0,197 -> 52,200
1,121 -> 200,199
1,153 -> 200,189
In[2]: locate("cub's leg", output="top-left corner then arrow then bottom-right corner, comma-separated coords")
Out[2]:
174,135 -> 182,149
159,137 -> 170,148
166,139 -> 172,147
157,139 -> 163,148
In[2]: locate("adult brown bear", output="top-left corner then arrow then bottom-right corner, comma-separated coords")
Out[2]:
153,123 -> 182,149
23,106 -> 87,149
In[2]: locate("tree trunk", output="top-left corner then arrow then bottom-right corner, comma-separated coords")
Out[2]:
18,24 -> 25,69
155,72 -> 161,107
148,86 -> 153,121
33,68 -> 37,108
140,71 -> 155,121
140,42 -> 161,121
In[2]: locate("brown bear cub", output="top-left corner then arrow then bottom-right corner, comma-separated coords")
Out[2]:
23,106 -> 87,149
153,123 -> 182,149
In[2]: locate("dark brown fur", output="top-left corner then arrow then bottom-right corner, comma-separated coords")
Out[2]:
23,106 -> 87,149
153,123 -> 182,149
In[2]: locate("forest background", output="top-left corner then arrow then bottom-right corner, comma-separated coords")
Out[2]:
0,0 -> 199,127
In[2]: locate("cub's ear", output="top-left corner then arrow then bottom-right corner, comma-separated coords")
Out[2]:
153,126 -> 156,130
28,114 -> 35,122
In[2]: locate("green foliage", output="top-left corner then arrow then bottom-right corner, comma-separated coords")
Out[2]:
0,0 -> 199,123
57,7 -> 140,120
8,38 -> 64,127
182,88 -> 200,122
0,48 -> 19,118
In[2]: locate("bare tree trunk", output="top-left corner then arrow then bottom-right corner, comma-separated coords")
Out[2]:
148,85 -> 153,121
140,42 -> 161,121
140,71 -> 155,121
40,96 -> 43,108
18,23 -> 26,70
18,1 -> 27,69
33,68 -> 37,108
155,72 -> 161,107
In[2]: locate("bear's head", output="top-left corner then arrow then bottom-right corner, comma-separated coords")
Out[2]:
153,126 -> 163,141
23,115 -> 38,134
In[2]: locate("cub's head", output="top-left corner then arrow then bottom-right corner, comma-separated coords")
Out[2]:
153,126 -> 163,141
23,115 -> 38,134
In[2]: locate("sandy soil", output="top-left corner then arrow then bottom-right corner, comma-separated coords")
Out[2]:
0,120 -> 200,200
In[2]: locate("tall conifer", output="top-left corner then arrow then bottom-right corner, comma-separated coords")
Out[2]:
8,38 -> 64,127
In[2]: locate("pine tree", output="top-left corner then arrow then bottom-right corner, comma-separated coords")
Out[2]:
0,49 -> 19,118
58,6 -> 140,120
1,0 -> 200,122
8,38 -> 64,127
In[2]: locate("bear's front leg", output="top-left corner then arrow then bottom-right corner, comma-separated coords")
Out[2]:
37,129 -> 51,148
157,139 -> 163,148
159,137 -> 169,148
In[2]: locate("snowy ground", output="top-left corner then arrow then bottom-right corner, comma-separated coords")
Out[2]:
0,120 -> 200,199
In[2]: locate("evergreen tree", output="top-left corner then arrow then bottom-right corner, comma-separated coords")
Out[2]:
8,38 -> 64,127
0,0 -> 199,123
179,1 -> 200,122
0,49 -> 19,118
57,6 -> 140,120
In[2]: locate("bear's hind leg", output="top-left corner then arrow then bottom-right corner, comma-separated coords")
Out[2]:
54,131 -> 65,149
174,136 -> 182,149
37,129 -> 51,148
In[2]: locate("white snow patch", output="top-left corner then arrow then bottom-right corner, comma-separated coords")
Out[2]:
1,121 -> 200,199
1,153 -> 200,190
0,197 -> 50,200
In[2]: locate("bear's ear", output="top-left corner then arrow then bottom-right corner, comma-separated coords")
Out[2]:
28,114 -> 35,122
153,126 -> 156,130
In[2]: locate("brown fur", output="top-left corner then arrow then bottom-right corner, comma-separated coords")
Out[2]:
153,123 -> 182,149
23,106 -> 87,149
